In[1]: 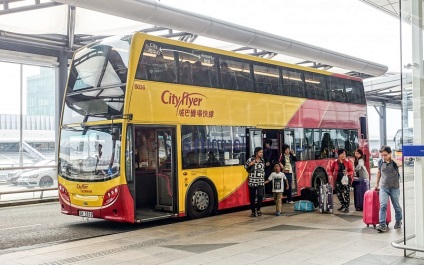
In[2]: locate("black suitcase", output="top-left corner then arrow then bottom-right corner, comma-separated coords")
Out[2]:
300,187 -> 319,208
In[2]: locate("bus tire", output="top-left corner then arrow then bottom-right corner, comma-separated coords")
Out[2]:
312,170 -> 327,191
187,180 -> 215,219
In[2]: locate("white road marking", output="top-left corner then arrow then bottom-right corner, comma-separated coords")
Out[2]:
0,224 -> 42,231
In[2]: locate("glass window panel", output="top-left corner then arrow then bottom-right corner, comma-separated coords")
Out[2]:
137,41 -> 176,83
282,68 -> 305,97
346,80 -> 365,104
304,72 -> 327,100
328,77 -> 346,102
218,58 -> 252,91
253,64 -> 281,94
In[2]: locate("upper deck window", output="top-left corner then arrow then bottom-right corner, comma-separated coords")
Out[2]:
253,64 -> 281,95
282,68 -> 305,98
63,36 -> 130,124
304,72 -> 327,101
345,80 -> 365,104
328,76 -> 346,103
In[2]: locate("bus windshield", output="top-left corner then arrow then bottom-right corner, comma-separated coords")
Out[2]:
58,124 -> 122,182
62,36 -> 131,124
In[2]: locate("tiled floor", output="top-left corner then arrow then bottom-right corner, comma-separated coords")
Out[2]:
1,199 -> 422,265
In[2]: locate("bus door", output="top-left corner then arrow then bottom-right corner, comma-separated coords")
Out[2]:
133,127 -> 175,221
155,129 -> 175,212
246,128 -> 263,157
282,129 -> 297,195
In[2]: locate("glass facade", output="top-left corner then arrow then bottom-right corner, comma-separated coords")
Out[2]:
0,62 -> 56,188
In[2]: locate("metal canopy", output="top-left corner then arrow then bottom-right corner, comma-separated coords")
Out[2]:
52,0 -> 388,76
364,73 -> 412,109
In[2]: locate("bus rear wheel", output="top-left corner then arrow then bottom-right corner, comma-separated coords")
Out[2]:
187,181 -> 215,219
312,170 -> 327,191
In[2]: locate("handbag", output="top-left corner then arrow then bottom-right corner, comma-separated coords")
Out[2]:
341,174 -> 349,186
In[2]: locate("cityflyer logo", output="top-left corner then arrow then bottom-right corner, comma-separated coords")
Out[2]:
161,90 -> 215,118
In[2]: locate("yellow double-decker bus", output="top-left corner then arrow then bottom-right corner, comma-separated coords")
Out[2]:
58,33 -> 369,223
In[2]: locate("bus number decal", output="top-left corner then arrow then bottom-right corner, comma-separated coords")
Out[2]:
134,84 -> 146,90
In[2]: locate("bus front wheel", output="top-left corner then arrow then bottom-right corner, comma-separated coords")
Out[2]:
187,181 -> 215,219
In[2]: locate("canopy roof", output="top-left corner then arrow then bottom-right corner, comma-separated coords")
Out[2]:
0,0 -> 388,78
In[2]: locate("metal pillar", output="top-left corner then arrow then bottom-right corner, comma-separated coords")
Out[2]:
411,0 -> 424,256
378,103 -> 387,146
55,51 -> 68,160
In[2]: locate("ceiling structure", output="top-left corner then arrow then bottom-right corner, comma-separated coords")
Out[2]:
0,0 -> 389,78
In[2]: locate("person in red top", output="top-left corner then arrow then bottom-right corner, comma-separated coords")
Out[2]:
330,148 -> 354,213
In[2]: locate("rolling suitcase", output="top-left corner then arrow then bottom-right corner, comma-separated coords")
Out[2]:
319,183 -> 333,213
300,187 -> 318,208
363,190 -> 391,228
353,179 -> 369,211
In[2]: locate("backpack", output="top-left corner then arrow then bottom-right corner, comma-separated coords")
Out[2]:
378,159 -> 400,177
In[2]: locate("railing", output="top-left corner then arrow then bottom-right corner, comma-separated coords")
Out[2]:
0,187 -> 57,201
392,234 -> 424,254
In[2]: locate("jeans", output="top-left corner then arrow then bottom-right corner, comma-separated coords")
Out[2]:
249,185 -> 264,213
379,187 -> 402,225
285,173 -> 293,202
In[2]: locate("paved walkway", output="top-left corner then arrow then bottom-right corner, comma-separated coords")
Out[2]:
1,167 -> 422,265
1,199 -> 421,265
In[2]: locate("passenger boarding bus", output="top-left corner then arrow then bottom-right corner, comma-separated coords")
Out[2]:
58,33 -> 369,223
393,127 -> 413,164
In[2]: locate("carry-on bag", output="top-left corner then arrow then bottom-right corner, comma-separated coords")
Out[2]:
294,200 -> 314,212
319,183 -> 333,213
353,179 -> 369,211
300,187 -> 318,208
363,189 -> 391,228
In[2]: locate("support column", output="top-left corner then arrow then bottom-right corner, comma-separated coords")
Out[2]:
55,51 -> 68,159
411,0 -> 424,254
379,103 -> 387,146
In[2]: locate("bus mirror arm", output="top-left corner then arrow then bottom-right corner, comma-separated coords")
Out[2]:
110,114 -> 133,121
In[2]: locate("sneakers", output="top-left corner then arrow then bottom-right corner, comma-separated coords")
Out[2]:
394,221 -> 402,229
275,211 -> 281,216
341,208 -> 349,213
250,212 -> 257,217
337,206 -> 344,211
257,210 -> 262,216
376,224 -> 387,232
287,201 -> 294,204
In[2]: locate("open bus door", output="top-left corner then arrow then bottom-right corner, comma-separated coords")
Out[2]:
133,126 -> 176,222
281,129 -> 298,196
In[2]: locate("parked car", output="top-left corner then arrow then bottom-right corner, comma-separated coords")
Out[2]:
17,160 -> 56,188
7,160 -> 52,185
371,148 -> 379,159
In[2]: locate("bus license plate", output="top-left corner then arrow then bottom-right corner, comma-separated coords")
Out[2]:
79,211 -> 93,218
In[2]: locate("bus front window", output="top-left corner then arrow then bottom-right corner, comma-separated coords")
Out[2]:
59,125 -> 122,182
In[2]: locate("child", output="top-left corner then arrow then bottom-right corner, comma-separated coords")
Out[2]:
265,163 -> 289,216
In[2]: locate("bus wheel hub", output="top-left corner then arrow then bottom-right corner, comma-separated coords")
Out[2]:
192,190 -> 209,211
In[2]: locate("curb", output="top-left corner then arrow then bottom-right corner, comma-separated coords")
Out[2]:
0,198 -> 58,207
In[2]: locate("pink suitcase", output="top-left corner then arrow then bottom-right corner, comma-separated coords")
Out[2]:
363,190 -> 391,228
